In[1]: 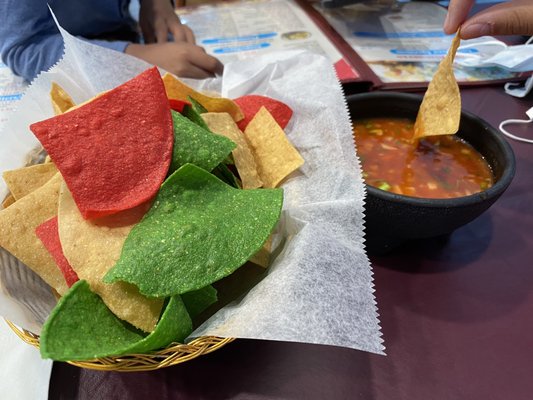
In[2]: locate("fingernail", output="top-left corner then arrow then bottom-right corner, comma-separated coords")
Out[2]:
460,23 -> 491,38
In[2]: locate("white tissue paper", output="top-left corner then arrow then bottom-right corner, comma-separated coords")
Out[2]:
0,22 -> 384,358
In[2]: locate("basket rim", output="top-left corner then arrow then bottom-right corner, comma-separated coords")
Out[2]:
4,318 -> 235,372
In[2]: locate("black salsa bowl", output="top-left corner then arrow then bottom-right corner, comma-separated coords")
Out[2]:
347,92 -> 516,254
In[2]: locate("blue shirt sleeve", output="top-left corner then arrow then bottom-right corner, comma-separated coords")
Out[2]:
0,0 -> 133,82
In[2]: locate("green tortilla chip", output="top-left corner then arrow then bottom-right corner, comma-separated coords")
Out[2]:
124,295 -> 191,355
170,110 -> 236,173
188,95 -> 208,114
182,285 -> 218,319
104,163 -> 283,297
40,280 -> 191,361
212,163 -> 241,188
182,99 -> 209,130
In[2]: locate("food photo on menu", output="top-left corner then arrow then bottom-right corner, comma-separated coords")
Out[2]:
1,0 -> 532,398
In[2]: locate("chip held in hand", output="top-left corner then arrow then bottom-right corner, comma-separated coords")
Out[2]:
414,32 -> 462,139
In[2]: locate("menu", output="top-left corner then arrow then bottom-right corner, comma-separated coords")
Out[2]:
176,0 -> 364,82
177,0 -> 524,90
312,0 -> 521,86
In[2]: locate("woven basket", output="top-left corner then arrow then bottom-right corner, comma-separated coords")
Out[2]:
5,319 -> 234,372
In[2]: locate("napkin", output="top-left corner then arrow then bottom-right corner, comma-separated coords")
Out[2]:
0,320 -> 52,400
0,20 -> 384,356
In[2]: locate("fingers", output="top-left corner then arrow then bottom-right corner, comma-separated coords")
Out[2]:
460,1 -> 533,39
183,26 -> 196,45
179,64 -> 217,79
125,42 -> 223,80
187,47 -> 224,76
141,20 -> 157,44
444,0 -> 476,34
169,21 -> 196,44
155,19 -> 169,43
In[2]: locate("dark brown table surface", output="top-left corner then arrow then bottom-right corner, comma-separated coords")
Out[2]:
49,84 -> 533,399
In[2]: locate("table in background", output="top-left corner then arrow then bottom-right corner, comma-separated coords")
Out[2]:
48,82 -> 533,399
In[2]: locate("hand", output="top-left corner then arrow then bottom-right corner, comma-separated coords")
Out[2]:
139,0 -> 195,44
444,0 -> 533,39
125,42 -> 224,79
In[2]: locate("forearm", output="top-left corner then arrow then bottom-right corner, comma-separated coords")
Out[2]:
0,0 -> 62,80
0,0 -> 134,81
1,34 -> 64,82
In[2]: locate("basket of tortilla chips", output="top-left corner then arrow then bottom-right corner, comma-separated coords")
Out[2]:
0,67 -> 303,371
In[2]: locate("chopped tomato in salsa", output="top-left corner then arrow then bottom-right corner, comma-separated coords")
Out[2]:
353,118 -> 493,199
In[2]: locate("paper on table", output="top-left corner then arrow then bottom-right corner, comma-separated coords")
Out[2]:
0,22 -> 384,355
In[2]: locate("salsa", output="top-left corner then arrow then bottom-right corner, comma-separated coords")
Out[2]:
353,118 -> 493,199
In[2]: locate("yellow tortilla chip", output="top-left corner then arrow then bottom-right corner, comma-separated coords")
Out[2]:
58,183 -> 162,332
64,90 -> 109,113
2,194 -> 15,209
50,83 -> 76,115
3,162 -> 58,201
249,236 -> 272,268
162,73 -> 244,121
0,173 -> 68,295
244,107 -> 304,188
201,112 -> 264,189
414,32 -> 461,139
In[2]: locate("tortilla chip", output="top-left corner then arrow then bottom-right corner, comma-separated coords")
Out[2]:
170,110 -> 235,174
0,173 -> 68,295
212,163 -> 241,188
162,73 -> 244,121
244,107 -> 304,188
58,183 -> 162,332
202,112 -> 264,189
104,164 -> 283,298
249,236 -> 272,268
2,194 -> 15,208
30,67 -> 174,219
35,217 -> 79,287
181,285 -> 218,319
182,98 -> 209,130
414,32 -> 462,139
187,95 -> 208,114
169,98 -> 190,113
2,162 -> 58,200
40,280 -> 192,361
234,95 -> 293,131
50,83 -> 75,115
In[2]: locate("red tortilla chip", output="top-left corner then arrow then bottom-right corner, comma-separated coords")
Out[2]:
30,67 -> 173,219
35,217 -> 79,287
234,95 -> 293,131
169,99 -> 191,113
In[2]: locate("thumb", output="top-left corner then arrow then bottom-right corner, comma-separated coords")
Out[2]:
461,2 -> 533,39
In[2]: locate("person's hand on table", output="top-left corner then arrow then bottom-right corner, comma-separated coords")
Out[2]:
139,0 -> 194,43
129,0 -> 224,79
125,42 -> 224,79
444,0 -> 533,39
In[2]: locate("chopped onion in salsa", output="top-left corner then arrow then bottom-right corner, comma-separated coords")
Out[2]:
353,118 -> 493,199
